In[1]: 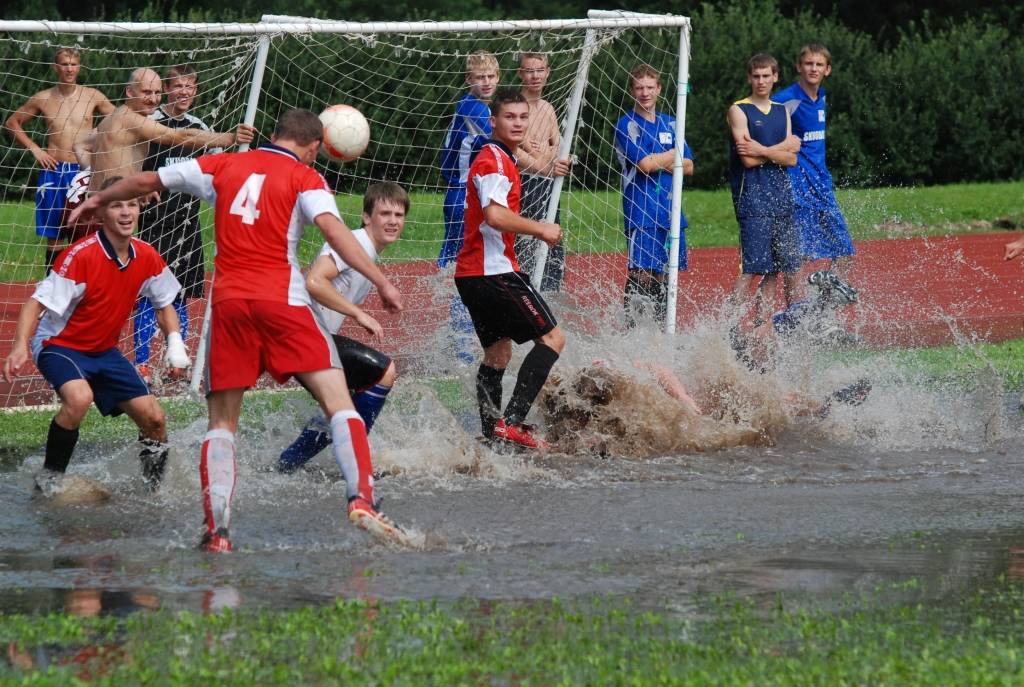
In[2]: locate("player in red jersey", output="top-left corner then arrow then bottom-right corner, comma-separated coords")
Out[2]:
71,109 -> 407,550
4,177 -> 188,493
454,88 -> 565,450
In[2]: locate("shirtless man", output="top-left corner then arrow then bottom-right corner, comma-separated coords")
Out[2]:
4,48 -> 115,270
87,67 -> 253,193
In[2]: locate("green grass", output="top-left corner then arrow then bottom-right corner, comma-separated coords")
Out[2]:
2,582 -> 1024,685
1,179 -> 1021,282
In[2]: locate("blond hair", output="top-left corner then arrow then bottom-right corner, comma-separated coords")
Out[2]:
797,43 -> 832,66
466,50 -> 499,75
54,47 -> 80,62
628,63 -> 661,89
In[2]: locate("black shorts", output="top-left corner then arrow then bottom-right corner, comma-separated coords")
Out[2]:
332,335 -> 391,391
455,272 -> 557,349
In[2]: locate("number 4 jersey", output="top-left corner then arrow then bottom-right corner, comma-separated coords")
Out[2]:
157,143 -> 341,306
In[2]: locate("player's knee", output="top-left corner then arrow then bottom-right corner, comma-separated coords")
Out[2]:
483,341 -> 512,369
379,361 -> 397,387
59,387 -> 93,421
137,403 -> 167,441
540,326 -> 566,354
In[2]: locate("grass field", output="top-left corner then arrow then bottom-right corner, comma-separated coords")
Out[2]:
1,179 -> 1021,283
2,580 -> 1024,684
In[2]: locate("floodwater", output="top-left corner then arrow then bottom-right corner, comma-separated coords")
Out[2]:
1,319 -> 1023,618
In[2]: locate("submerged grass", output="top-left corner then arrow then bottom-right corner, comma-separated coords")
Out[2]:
1,582 -> 1024,685
1,179 -> 1021,281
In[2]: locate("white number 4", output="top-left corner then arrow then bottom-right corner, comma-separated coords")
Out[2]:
229,173 -> 266,225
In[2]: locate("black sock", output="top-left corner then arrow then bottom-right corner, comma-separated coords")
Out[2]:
476,364 -> 505,438
504,343 -> 560,427
43,418 -> 79,473
624,270 -> 666,327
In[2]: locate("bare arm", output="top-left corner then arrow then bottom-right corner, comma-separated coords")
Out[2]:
638,150 -> 694,176
154,303 -> 182,339
2,297 -> 45,382
305,255 -> 384,340
314,213 -> 403,314
134,116 -> 242,150
482,203 -> 561,245
4,96 -> 58,170
94,91 -> 116,116
728,105 -> 765,169
68,171 -> 165,226
73,130 -> 96,169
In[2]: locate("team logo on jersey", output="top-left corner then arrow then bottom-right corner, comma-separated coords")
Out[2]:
659,131 -> 673,145
818,110 -> 826,122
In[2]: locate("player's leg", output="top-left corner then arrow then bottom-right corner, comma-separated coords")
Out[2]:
438,185 -> 466,268
624,227 -> 670,327
35,166 -> 70,272
456,275 -> 513,439
278,336 -> 394,473
34,345 -> 97,477
118,394 -> 170,491
200,389 -> 245,552
479,338 -> 512,439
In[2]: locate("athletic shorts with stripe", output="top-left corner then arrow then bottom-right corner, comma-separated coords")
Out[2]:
205,298 -> 341,391
455,271 -> 557,349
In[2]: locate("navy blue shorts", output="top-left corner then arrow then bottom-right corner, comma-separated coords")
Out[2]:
627,226 -> 688,272
35,344 -> 150,416
738,214 -> 801,274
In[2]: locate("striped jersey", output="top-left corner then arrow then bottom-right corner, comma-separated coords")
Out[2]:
31,230 -> 180,357
455,139 -> 521,277
157,144 -> 341,306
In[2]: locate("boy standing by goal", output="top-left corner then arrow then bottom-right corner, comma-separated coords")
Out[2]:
455,88 -> 565,450
71,109 -> 407,551
133,64 -> 221,384
514,51 -> 572,292
3,178 -> 188,492
4,47 -> 115,271
774,44 -> 856,279
438,51 -> 500,363
278,182 -> 408,473
614,64 -> 694,327
727,54 -> 802,315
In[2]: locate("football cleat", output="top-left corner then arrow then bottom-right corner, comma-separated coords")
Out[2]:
491,419 -> 550,450
808,270 -> 858,306
348,497 -> 413,546
138,438 -> 169,491
199,528 -> 232,553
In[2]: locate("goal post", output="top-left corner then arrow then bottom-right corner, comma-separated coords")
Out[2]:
0,14 -> 692,408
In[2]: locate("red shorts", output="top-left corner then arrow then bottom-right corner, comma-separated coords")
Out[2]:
206,298 -> 340,391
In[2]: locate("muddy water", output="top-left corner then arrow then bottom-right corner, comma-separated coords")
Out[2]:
1,324 -> 1022,617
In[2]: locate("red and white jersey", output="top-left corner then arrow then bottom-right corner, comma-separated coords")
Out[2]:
31,231 -> 180,357
158,144 -> 341,306
455,140 -> 521,278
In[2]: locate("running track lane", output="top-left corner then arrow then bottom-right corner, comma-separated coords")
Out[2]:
2,233 -> 1022,406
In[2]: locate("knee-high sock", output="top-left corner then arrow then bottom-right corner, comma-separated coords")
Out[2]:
43,418 -> 78,473
330,410 -> 375,503
200,429 -> 237,534
353,383 -> 392,433
504,343 -> 560,427
476,364 -> 505,438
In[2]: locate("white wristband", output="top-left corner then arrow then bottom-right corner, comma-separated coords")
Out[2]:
165,331 -> 190,368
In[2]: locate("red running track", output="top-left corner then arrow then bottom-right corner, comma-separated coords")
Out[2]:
2,232 -> 1023,407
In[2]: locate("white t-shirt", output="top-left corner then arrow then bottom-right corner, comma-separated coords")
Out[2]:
312,228 -> 379,333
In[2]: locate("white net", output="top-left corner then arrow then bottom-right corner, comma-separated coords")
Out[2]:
0,18 -> 689,407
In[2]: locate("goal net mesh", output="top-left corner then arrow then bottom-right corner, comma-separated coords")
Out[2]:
0,20 -> 686,407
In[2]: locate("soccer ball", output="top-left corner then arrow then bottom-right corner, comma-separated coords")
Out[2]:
319,104 -> 370,161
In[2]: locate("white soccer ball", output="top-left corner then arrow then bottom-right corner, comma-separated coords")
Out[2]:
319,104 -> 370,161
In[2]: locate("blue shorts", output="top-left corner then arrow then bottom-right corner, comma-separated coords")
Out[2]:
626,226 -> 688,272
795,205 -> 855,260
438,185 -> 466,268
738,214 -> 801,274
35,162 -> 80,239
35,344 -> 150,417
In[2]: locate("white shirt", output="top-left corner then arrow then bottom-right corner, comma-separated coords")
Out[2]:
312,228 -> 378,333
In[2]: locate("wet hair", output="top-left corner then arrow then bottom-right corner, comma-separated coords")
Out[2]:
165,64 -> 198,83
363,181 -> 410,215
747,53 -> 779,75
490,88 -> 527,117
628,63 -> 661,89
273,108 -> 324,146
466,50 -> 500,75
797,43 -> 832,66
54,47 -> 80,62
519,51 -> 548,66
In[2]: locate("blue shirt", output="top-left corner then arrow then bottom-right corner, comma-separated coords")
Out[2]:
439,93 -> 492,187
775,82 -> 838,210
728,99 -> 793,217
614,110 -> 693,231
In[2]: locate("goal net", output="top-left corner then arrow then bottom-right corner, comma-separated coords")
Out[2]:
0,15 -> 690,407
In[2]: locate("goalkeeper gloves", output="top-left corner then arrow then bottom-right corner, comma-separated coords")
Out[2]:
165,331 -> 190,369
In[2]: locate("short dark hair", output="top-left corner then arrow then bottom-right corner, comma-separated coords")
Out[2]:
273,108 -> 324,146
490,88 -> 527,117
747,53 -> 779,75
363,181 -> 410,215
797,43 -> 832,66
166,64 -> 197,83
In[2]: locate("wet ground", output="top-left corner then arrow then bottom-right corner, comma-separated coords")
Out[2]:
2,377 -> 1022,619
